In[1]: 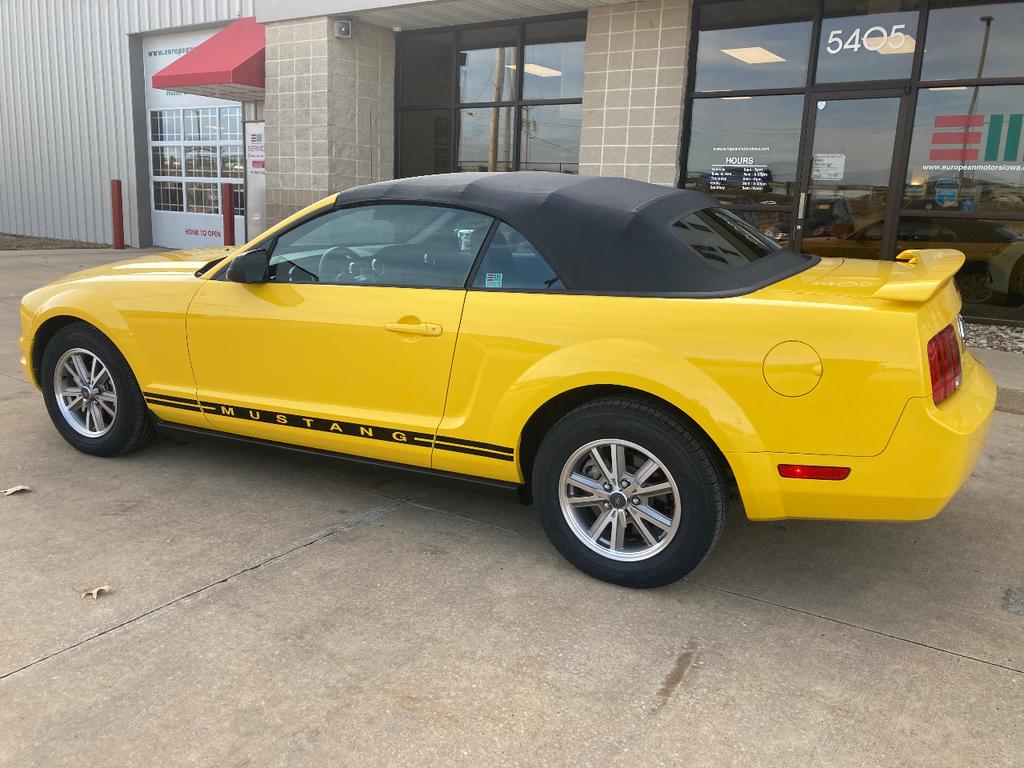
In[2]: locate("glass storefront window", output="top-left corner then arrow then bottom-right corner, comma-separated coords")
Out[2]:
522,18 -> 586,100
801,96 -> 902,255
185,182 -> 219,214
398,16 -> 586,177
399,32 -> 454,107
685,95 -> 804,205
520,104 -> 581,173
457,106 -> 514,172
815,1 -> 919,82
905,85 -> 1024,216
460,26 -> 518,103
219,146 -> 244,179
152,181 -> 183,212
695,0 -> 812,92
922,2 -> 1024,81
897,217 -> 1024,316
151,146 -> 181,177
183,108 -> 218,142
399,110 -> 451,177
184,146 -> 218,177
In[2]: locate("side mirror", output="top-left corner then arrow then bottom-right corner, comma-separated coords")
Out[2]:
225,248 -> 270,283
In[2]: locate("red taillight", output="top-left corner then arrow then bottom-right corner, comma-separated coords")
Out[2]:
927,324 -> 962,405
778,464 -> 851,481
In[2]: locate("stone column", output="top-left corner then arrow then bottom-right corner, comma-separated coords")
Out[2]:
264,17 -> 395,225
578,0 -> 692,186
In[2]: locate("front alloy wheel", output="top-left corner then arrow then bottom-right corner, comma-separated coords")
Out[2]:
53,348 -> 118,437
559,439 -> 681,562
40,323 -> 154,457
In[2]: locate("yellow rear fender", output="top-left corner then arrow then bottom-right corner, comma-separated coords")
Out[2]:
505,338 -> 763,459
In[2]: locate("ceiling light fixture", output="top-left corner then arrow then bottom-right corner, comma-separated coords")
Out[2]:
865,33 -> 916,54
720,46 -> 786,64
506,63 -> 562,77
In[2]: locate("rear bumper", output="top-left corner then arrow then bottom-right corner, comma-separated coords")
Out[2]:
728,355 -> 996,521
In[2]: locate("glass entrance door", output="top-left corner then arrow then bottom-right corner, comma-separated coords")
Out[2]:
793,92 -> 907,259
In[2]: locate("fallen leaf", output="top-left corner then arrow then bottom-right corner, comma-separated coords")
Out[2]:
2,485 -> 30,496
81,585 -> 112,600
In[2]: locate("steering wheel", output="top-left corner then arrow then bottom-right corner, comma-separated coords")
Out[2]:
318,246 -> 362,284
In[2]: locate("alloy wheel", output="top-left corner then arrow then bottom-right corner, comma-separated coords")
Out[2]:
558,439 -> 682,562
53,348 -> 118,437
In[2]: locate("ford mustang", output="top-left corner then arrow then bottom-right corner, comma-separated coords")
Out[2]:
19,173 -> 997,587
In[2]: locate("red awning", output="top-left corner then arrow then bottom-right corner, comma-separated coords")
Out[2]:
152,17 -> 265,101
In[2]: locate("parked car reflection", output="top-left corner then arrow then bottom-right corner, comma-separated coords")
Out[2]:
802,217 -> 1024,307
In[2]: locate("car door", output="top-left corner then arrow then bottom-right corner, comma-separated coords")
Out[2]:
186,202 -> 494,468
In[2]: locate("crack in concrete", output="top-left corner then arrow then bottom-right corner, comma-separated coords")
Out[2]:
0,499 -> 404,682
683,577 -> 1024,675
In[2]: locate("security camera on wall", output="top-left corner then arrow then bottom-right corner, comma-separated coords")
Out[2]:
334,19 -> 353,38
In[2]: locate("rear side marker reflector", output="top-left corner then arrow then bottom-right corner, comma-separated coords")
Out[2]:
778,464 -> 851,481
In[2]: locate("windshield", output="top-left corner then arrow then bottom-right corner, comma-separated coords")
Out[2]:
671,207 -> 783,269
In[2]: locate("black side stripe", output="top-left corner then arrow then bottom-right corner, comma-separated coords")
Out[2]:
432,435 -> 514,456
142,393 -> 516,462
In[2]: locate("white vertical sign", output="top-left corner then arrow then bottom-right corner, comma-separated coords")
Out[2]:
245,121 -> 267,242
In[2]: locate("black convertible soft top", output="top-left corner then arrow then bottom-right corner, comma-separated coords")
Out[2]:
336,172 -> 814,296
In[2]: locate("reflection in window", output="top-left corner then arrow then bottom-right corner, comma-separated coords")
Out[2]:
898,217 -> 1024,315
152,146 -> 182,177
150,110 -> 182,142
905,86 -> 1024,217
815,4 -> 919,83
153,181 -> 183,212
460,26 -> 517,103
922,2 -> 1024,81
805,96 -> 901,241
183,108 -> 218,142
520,104 -> 581,173
400,110 -> 451,177
185,182 -> 219,214
522,18 -> 586,100
399,32 -> 455,107
184,146 -> 218,177
671,207 -> 782,269
685,95 -> 804,205
397,17 -> 586,178
219,146 -> 244,179
458,106 -> 514,172
695,11 -> 812,91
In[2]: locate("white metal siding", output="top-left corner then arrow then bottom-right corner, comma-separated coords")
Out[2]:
0,0 -> 254,245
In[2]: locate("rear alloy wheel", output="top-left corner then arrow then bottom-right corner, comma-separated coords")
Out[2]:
40,323 -> 153,457
533,398 -> 726,588
559,439 -> 682,562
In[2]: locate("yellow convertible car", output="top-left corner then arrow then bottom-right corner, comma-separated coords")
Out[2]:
19,173 -> 996,587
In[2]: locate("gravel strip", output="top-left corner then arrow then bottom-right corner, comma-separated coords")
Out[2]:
964,322 -> 1024,355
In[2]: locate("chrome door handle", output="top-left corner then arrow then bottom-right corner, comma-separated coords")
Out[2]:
384,321 -> 442,337
797,191 -> 808,220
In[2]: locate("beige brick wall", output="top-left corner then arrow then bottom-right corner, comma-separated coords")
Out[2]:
579,0 -> 691,185
264,18 -> 395,225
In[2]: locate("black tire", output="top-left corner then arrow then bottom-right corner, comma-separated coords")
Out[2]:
40,322 -> 154,457
531,397 -> 726,588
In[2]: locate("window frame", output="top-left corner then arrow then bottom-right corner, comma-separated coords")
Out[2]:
395,12 -> 587,177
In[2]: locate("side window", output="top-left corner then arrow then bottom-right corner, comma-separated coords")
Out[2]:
472,223 -> 563,291
268,204 -> 493,288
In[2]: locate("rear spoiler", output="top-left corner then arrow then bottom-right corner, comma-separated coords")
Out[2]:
872,249 -> 966,303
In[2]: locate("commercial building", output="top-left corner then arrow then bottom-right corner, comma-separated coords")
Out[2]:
1,0 -> 1022,322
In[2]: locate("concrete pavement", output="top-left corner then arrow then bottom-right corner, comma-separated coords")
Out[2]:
1,248 -> 1022,767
